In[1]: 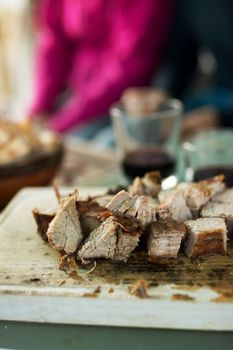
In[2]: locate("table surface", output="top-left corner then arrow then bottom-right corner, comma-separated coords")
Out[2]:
0,137 -> 232,350
0,321 -> 233,350
56,136 -> 126,187
56,136 -> 185,188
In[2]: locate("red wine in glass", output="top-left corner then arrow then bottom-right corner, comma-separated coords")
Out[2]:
122,146 -> 175,180
193,166 -> 233,187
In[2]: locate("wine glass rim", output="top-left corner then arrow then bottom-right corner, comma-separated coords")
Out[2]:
110,98 -> 183,119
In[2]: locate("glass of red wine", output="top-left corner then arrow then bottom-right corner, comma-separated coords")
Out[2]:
183,129 -> 233,186
110,99 -> 182,181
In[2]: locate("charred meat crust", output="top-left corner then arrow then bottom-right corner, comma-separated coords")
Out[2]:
76,200 -> 106,235
183,218 -> 227,259
33,199 -> 106,240
201,202 -> 233,237
32,209 -> 55,241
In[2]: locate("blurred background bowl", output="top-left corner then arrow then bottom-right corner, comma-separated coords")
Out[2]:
0,142 -> 64,209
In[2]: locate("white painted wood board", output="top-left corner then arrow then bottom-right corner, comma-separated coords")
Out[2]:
0,187 -> 232,330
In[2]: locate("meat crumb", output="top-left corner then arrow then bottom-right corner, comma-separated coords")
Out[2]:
129,279 -> 149,298
108,287 -> 114,293
172,294 -> 194,301
59,278 -> 67,286
212,288 -> 233,303
68,271 -> 83,282
59,254 -> 77,272
30,278 -> 41,282
82,286 -> 101,298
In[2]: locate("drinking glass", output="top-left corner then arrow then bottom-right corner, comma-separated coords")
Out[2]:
183,129 -> 233,186
110,99 -> 182,181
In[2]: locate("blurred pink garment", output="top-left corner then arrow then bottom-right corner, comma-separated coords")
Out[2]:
29,0 -> 172,132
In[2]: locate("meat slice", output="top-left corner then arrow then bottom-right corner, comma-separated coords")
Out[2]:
106,190 -> 158,227
47,192 -> 83,254
185,176 -> 225,214
121,196 -> 158,228
183,218 -> 227,258
128,177 -> 144,196
106,190 -> 140,215
201,202 -> 233,237
77,216 -> 141,262
77,217 -> 118,261
33,199 -> 105,242
114,230 -> 141,262
117,195 -> 140,214
32,208 -> 56,241
158,191 -> 192,222
212,188 -> 233,204
158,182 -> 192,204
148,221 -> 185,260
128,171 -> 161,197
133,196 -> 157,227
106,190 -> 132,211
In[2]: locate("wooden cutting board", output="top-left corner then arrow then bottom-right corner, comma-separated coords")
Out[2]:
0,187 -> 233,330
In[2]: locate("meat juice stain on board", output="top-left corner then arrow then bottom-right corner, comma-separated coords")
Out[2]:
82,248 -> 233,290
122,147 -> 175,180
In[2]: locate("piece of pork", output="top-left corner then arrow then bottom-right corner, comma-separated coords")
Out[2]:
106,190 -> 141,216
185,176 -> 225,214
148,220 -> 185,260
114,231 -> 141,262
133,196 -> 158,228
110,216 -> 142,262
47,192 -> 83,254
158,182 -> 192,204
183,217 -> 227,258
77,216 -> 141,263
201,202 -> 233,237
107,191 -> 158,228
122,196 -> 158,228
106,190 -> 132,211
158,190 -> 192,222
117,195 -> 140,214
33,197 -> 107,242
128,171 -> 161,197
77,217 -> 117,261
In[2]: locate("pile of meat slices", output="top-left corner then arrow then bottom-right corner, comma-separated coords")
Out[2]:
33,172 -> 233,264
